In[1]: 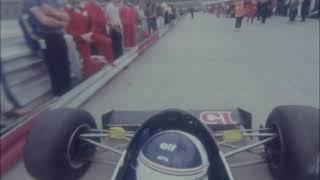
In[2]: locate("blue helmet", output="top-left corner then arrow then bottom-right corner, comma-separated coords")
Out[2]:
137,130 -> 209,180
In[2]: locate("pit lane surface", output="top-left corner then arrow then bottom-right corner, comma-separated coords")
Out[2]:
2,13 -> 319,180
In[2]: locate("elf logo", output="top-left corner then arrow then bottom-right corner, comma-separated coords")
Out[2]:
160,143 -> 177,152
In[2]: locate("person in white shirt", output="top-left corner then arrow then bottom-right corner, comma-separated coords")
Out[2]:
105,0 -> 123,59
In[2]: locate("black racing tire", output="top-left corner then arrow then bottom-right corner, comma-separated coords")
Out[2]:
24,108 -> 97,180
265,105 -> 319,180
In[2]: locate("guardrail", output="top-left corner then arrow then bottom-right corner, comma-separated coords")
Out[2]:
1,20 -> 52,109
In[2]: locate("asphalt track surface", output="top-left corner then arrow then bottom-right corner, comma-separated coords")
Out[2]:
2,13 -> 319,180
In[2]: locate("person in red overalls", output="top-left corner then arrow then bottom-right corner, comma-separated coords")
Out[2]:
246,0 -> 257,23
84,0 -> 114,65
120,2 -> 137,48
65,0 -> 106,78
235,0 -> 245,30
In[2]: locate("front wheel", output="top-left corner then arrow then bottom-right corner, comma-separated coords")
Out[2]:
24,108 -> 97,180
264,105 -> 319,180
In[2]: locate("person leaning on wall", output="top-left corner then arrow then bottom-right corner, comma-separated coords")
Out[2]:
22,0 -> 72,96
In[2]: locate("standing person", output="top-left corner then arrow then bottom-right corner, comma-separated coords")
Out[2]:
84,0 -> 114,65
288,0 -> 299,22
216,4 -> 222,17
260,0 -> 269,23
172,5 -> 176,20
135,2 -> 147,42
145,3 -> 154,33
300,0 -> 311,21
256,0 -> 262,20
65,0 -> 106,78
190,7 -> 194,18
156,4 -> 164,29
135,3 -> 147,32
164,8 -> 170,25
246,0 -> 257,23
235,0 -> 245,30
151,3 -> 157,31
105,0 -> 124,59
120,2 -> 137,48
267,0 -> 273,17
22,0 -> 72,96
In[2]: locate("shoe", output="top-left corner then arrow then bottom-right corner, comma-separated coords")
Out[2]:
4,107 -> 32,118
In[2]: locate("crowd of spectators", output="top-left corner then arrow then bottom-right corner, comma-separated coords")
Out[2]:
1,0 -> 177,119
22,0 -> 177,94
205,0 -> 312,28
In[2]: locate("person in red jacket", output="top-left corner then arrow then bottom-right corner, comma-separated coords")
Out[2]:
120,2 -> 137,48
235,0 -> 245,30
246,0 -> 257,23
65,0 -> 105,78
84,0 -> 114,65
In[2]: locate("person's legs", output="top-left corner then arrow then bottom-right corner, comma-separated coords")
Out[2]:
235,17 -> 240,28
43,34 -> 71,96
92,33 -> 114,64
157,17 -> 161,29
110,28 -> 123,59
77,42 -> 101,78
153,17 -> 157,31
261,14 -> 267,23
293,8 -> 298,21
301,7 -> 308,21
301,12 -> 306,21
251,16 -> 255,23
115,30 -> 123,58
235,17 -> 238,28
64,35 -> 83,82
110,29 -> 118,59
289,9 -> 294,21
1,78 -> 31,117
0,83 -> 14,114
161,17 -> 164,28
147,18 -> 152,33
239,16 -> 243,28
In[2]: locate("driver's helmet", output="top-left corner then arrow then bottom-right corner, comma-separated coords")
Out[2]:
136,130 -> 209,180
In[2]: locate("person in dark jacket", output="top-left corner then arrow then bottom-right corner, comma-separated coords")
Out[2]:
145,3 -> 156,33
260,0 -> 269,23
256,0 -> 262,20
190,7 -> 194,18
300,0 -> 311,21
22,0 -> 72,96
288,0 -> 299,22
